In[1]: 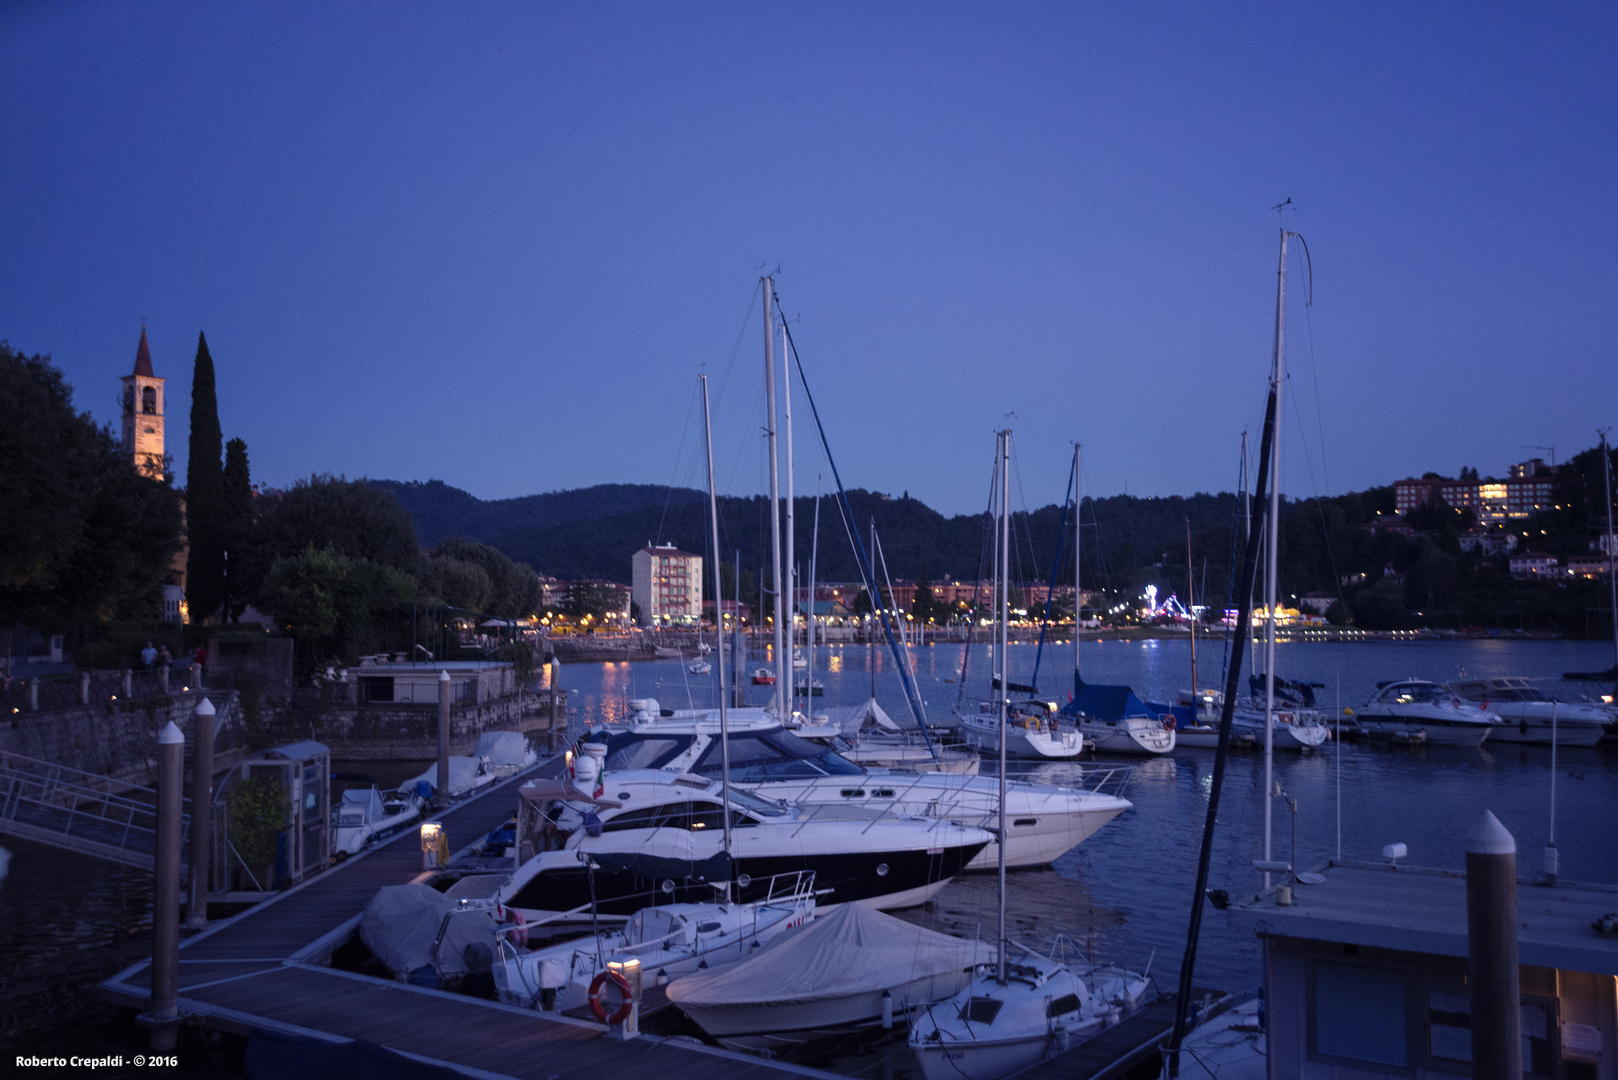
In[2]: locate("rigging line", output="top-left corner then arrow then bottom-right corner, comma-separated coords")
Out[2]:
957,461 -> 1000,714
655,383 -> 703,545
709,282 -> 760,418
776,295 -> 934,739
1028,451 -> 1077,692
1283,375 -> 1349,612
1303,299 -> 1331,498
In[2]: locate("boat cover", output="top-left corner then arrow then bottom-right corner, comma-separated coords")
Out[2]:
820,698 -> 905,735
339,787 -> 387,825
1059,673 -> 1153,721
360,883 -> 500,979
402,756 -> 485,796
665,901 -> 991,1008
586,851 -> 734,883
474,730 -> 533,766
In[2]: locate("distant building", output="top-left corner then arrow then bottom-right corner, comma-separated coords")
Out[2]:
120,328 -> 166,480
631,543 -> 702,626
535,573 -> 568,609
1564,554 -> 1612,579
1509,551 -> 1559,578
1458,529 -> 1518,556
1393,459 -> 1557,522
1299,592 -> 1336,615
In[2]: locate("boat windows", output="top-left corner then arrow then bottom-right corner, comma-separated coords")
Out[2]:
1421,987 -> 1559,1077
1387,684 -> 1442,705
960,997 -> 1004,1025
1045,993 -> 1080,1018
692,731 -> 863,781
723,786 -> 788,817
603,734 -> 694,771
338,812 -> 364,827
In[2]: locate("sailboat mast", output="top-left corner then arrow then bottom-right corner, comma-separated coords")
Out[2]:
1603,430 -> 1617,687
809,480 -> 821,705
997,429 -> 1011,987
1187,519 -> 1197,697
1264,228 -> 1290,886
781,310 -> 796,716
763,277 -> 787,718
870,520 -> 877,702
700,375 -> 733,855
1073,443 -> 1082,689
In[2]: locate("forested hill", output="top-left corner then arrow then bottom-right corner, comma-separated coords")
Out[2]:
370,478 -> 1248,590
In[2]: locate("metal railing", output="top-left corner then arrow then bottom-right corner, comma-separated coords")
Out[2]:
0,749 -> 191,871
1,665 -> 201,714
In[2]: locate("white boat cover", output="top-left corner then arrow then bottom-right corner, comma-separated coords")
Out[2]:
360,883 -> 499,978
665,901 -> 991,1008
402,756 -> 485,796
820,697 -> 906,735
339,787 -> 387,824
474,731 -> 533,766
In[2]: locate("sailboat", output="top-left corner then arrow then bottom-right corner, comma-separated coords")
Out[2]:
954,432 -> 1085,760
911,432 -> 1152,1079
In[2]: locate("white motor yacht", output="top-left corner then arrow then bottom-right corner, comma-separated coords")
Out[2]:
598,703 -> 1132,871
910,945 -> 1153,1080
496,769 -> 992,921
332,787 -> 423,859
1447,677 -> 1608,746
1351,680 -> 1501,746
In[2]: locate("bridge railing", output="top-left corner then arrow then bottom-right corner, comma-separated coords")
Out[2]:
0,749 -> 192,868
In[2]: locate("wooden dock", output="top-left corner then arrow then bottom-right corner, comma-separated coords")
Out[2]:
1008,990 -> 1226,1080
99,761 -> 835,1080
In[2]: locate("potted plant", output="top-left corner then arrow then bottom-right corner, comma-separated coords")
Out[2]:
227,775 -> 288,890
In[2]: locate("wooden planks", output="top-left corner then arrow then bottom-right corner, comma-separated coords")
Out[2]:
1009,991 -> 1221,1080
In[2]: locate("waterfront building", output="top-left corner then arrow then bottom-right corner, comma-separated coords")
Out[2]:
1227,859 -> 1616,1077
631,543 -> 702,626
1394,460 -> 1558,522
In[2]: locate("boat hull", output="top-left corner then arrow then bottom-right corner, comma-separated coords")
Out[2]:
1354,711 -> 1495,746
1079,717 -> 1175,755
958,716 -> 1085,759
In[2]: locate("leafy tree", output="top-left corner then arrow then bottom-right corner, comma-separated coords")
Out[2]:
220,437 -> 253,622
424,556 -> 493,612
251,476 -> 421,576
430,538 -> 541,618
0,343 -> 183,630
186,332 -> 225,623
227,775 -> 288,869
565,580 -> 627,619
258,545 -> 420,670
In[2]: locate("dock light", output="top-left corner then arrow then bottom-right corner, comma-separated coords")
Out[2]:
421,821 -> 448,869
605,958 -> 642,1038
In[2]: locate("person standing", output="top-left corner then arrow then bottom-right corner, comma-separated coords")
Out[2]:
141,641 -> 158,668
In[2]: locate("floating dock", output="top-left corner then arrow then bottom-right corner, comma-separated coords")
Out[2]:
98,761 -> 835,1080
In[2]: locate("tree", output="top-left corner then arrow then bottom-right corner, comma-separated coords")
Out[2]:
430,538 -> 541,618
566,580 -> 627,619
250,476 -> 421,578
257,545 -> 420,670
0,343 -> 183,630
186,332 -> 225,623
220,437 -> 253,622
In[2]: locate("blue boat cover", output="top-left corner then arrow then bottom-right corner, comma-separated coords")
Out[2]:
1059,673 -> 1154,721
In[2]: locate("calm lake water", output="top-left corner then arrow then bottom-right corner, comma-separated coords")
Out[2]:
3,638 -> 1614,1058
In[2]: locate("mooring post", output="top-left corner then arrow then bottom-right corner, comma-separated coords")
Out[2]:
437,670 -> 451,807
548,658 -> 561,754
185,698 -> 216,929
1467,809 -> 1522,1079
149,720 -> 185,1050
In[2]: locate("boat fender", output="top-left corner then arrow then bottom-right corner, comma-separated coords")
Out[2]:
588,969 -> 634,1024
510,907 -> 528,948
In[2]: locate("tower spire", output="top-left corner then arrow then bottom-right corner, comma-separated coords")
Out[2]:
134,327 -> 155,377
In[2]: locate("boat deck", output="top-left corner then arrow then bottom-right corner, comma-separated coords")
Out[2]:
99,761 -> 834,1080
1010,990 -> 1223,1080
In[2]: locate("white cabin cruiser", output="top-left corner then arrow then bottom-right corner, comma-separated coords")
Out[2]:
1352,680 -> 1501,746
495,769 -> 991,921
1447,677 -> 1608,746
491,865 -> 816,1012
332,787 -> 423,859
599,702 -> 1132,870
910,945 -> 1153,1080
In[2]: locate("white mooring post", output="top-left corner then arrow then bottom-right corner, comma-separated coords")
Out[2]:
1466,810 -> 1522,1080
436,670 -> 451,808
146,720 -> 185,1051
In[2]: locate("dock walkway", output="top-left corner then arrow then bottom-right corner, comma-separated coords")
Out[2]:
1009,990 -> 1223,1080
99,761 -> 833,1080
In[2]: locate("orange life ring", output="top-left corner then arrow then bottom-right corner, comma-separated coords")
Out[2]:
588,968 -> 634,1024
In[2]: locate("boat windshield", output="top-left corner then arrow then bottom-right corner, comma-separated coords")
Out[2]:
724,786 -> 789,816
603,733 -> 695,771
337,812 -> 365,827
692,731 -> 863,780
960,997 -> 1004,1024
1388,684 -> 1443,704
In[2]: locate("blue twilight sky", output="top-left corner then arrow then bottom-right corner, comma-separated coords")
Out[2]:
2,3 -> 1614,516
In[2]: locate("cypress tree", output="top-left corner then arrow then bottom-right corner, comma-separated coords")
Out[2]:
185,332 -> 224,623
221,437 -> 252,621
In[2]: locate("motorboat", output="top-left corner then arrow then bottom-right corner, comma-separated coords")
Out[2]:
793,677 -> 824,696
491,862 -> 816,1012
689,661 -> 713,675
598,703 -> 1132,870
910,945 -> 1153,1080
360,882 -> 502,985
1351,680 -> 1501,746
666,900 -> 992,1049
799,698 -> 979,775
792,651 -> 809,670
956,698 -> 1086,759
473,731 -> 540,777
751,668 -> 776,685
332,787 -> 423,859
398,755 -> 497,799
1447,676 -> 1608,746
495,769 -> 992,921
1060,676 -> 1176,755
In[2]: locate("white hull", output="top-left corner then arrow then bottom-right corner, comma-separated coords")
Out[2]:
1485,720 -> 1605,746
1173,725 -> 1257,750
682,967 -> 978,1048
958,714 -> 1085,759
1079,717 -> 1175,756
1354,713 -> 1493,746
839,745 -> 982,775
333,805 -> 421,857
1232,711 -> 1331,750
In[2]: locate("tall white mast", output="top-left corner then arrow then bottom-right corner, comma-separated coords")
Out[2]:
996,429 -> 1011,986
1603,430 -> 1617,688
700,374 -> 732,855
782,315 -> 796,715
1073,443 -> 1082,688
808,478 -> 821,708
763,277 -> 786,718
1263,228 -> 1291,888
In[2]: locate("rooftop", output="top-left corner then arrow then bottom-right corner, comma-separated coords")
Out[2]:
1226,860 -> 1618,976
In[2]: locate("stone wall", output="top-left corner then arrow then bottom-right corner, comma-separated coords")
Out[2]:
250,688 -> 563,761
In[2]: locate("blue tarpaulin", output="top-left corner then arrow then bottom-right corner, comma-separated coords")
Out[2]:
1059,673 -> 1154,721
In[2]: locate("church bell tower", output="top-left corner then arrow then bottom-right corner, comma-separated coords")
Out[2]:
121,327 -> 166,480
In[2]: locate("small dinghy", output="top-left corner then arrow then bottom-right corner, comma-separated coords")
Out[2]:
666,901 -> 992,1049
750,668 -> 776,685
492,856 -> 817,1013
333,787 -> 423,859
689,661 -> 713,675
360,882 -> 502,987
399,755 -> 496,799
474,731 -> 540,776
